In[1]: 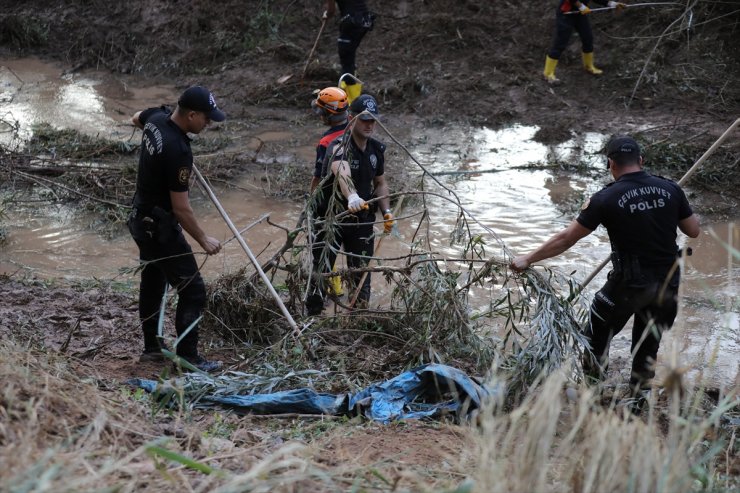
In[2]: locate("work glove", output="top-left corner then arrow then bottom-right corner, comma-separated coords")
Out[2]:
608,1 -> 626,9
347,193 -> 366,213
322,10 -> 328,19
578,4 -> 592,14
383,211 -> 395,234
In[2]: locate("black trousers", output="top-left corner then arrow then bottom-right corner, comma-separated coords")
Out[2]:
584,269 -> 680,390
548,11 -> 594,59
306,216 -> 374,314
337,14 -> 373,77
130,219 -> 205,358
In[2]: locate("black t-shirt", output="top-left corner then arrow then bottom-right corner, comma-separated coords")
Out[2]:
337,0 -> 369,16
132,107 -> 193,213
315,133 -> 385,217
577,171 -> 693,266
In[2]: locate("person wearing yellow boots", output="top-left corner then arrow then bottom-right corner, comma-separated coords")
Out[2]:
310,86 -> 351,297
324,0 -> 376,103
543,0 -> 626,83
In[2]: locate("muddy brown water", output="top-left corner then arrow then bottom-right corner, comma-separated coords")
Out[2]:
1,57 -> 737,388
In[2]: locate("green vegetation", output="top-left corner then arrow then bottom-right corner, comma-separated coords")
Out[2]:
27,123 -> 137,159
0,15 -> 47,49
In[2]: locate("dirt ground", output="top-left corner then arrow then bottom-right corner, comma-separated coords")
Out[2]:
1,0 -> 739,489
3,0 -> 739,134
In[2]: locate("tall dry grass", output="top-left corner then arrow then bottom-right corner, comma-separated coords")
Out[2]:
0,340 -> 340,492
473,369 -> 738,493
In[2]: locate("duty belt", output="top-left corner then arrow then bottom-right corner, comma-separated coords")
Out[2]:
131,207 -> 150,219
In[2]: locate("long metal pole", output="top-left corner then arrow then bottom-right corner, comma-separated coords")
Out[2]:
192,165 -> 299,333
301,14 -> 328,80
564,2 -> 682,14
579,117 -> 740,290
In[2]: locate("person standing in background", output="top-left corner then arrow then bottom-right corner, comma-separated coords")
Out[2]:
543,0 -> 627,83
324,0 -> 376,103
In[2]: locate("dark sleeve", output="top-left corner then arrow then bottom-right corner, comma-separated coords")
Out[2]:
138,106 -> 166,126
590,0 -> 610,6
675,185 -> 693,220
321,141 -> 338,178
314,144 -> 327,178
576,194 -> 602,231
163,142 -> 191,193
322,137 -> 348,178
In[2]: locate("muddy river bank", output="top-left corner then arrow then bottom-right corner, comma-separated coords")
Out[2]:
1,57 -> 738,389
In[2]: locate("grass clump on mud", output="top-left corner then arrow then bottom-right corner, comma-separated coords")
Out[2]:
641,138 -> 740,194
26,122 -> 138,159
0,14 -> 48,49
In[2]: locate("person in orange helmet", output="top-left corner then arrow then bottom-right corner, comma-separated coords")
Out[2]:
310,87 -> 350,192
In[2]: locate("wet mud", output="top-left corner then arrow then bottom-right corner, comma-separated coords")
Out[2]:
0,60 -> 736,388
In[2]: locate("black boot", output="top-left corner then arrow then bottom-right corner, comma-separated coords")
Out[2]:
140,335 -> 168,362
174,353 -> 223,373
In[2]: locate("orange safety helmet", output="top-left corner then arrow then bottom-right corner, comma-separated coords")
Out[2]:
313,87 -> 349,115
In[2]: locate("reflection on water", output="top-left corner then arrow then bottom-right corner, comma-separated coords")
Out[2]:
1,59 -> 111,145
0,57 -> 176,148
1,58 -> 737,387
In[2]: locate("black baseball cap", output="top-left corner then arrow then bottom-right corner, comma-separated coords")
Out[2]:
606,136 -> 640,159
178,86 -> 226,122
349,94 -> 380,121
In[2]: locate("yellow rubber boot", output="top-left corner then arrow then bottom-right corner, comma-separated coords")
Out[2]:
340,79 -> 363,104
543,55 -> 560,83
582,52 -> 603,75
328,262 -> 343,296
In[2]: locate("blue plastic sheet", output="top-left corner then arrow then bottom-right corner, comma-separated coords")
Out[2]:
129,363 -> 493,422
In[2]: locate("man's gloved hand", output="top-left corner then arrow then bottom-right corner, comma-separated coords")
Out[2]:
322,10 -> 328,19
347,193 -> 366,213
579,3 -> 592,14
383,211 -> 395,234
608,1 -> 626,9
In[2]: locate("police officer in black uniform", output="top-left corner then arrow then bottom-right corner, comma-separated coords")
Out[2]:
511,136 -> 700,401
127,86 -> 225,372
325,0 -> 375,95
306,94 -> 393,315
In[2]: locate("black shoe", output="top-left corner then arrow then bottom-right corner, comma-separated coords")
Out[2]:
139,350 -> 165,362
174,354 -> 223,373
582,353 -> 608,385
625,389 -> 651,416
305,294 -> 324,316
139,342 -> 170,362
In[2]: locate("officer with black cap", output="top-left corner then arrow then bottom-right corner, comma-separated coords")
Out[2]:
127,85 -> 226,372
306,94 -> 393,315
510,135 -> 700,405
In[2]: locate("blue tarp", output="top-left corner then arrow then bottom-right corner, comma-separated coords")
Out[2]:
129,363 -> 494,422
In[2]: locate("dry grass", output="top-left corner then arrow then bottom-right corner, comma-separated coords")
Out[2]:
3,336 -> 736,492
0,340 -> 332,492
474,369 -> 740,493
0,338 -> 475,492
